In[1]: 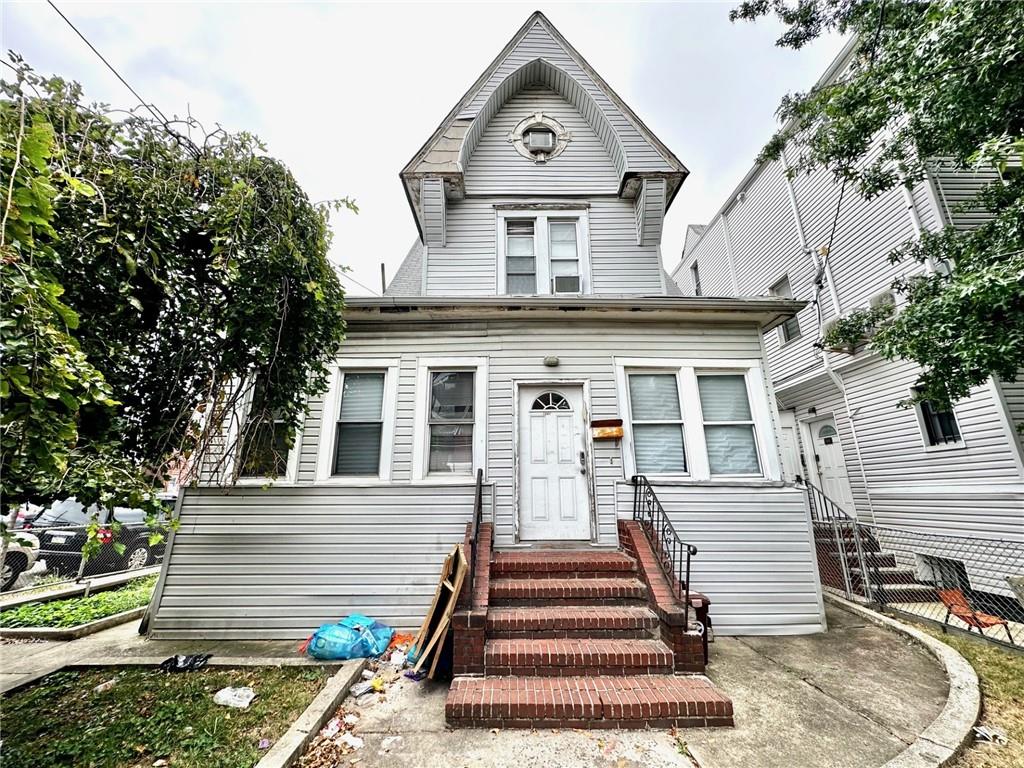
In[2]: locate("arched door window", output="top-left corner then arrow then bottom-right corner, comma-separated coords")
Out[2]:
531,391 -> 570,411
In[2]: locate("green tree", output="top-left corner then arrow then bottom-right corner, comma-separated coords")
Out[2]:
1,56 -> 350,534
731,0 -> 1024,406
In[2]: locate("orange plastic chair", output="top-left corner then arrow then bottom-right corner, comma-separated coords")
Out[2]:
938,588 -> 1014,643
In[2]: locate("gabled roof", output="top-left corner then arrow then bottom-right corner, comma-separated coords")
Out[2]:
400,11 -> 688,237
384,239 -> 424,296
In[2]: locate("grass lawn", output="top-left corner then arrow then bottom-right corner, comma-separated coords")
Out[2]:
912,622 -> 1023,768
2,665 -> 330,768
0,575 -> 156,628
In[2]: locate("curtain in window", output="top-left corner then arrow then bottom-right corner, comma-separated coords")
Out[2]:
628,373 -> 685,473
698,374 -> 760,475
429,371 -> 474,473
506,220 -> 536,294
334,372 -> 385,475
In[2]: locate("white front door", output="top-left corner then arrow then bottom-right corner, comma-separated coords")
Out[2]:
809,416 -> 855,513
518,385 -> 591,541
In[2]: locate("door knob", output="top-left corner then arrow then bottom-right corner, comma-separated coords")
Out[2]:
580,451 -> 587,475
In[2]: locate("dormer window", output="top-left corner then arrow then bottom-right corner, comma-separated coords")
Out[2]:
524,126 -> 556,154
497,208 -> 590,296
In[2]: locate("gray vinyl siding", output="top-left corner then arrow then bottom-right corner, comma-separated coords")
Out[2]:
458,19 -> 673,174
636,177 -> 666,247
997,373 -> 1024,455
421,177 -> 446,246
679,217 -> 733,297
153,484 -> 493,638
424,197 -> 665,296
152,318 -> 820,638
465,85 -> 618,195
614,484 -> 825,635
929,160 -> 1001,230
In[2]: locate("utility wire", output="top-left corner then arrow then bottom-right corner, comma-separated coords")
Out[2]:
337,269 -> 381,297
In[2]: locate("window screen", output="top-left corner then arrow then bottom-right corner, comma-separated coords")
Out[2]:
333,372 -> 385,475
627,373 -> 686,474
429,371 -> 474,474
549,220 -> 580,293
698,374 -> 760,475
506,220 -> 536,294
770,276 -> 801,342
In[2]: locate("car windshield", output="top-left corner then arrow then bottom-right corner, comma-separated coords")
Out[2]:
34,499 -> 90,526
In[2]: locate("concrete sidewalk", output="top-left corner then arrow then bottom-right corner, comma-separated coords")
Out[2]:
326,603 -> 949,768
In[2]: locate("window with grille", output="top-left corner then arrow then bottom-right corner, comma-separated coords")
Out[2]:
627,373 -> 686,474
428,371 -> 475,474
770,275 -> 801,343
697,373 -> 761,475
914,389 -> 962,446
333,372 -> 385,475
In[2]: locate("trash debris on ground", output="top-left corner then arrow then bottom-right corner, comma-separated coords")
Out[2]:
350,681 -> 374,698
380,735 -> 402,752
93,678 -> 117,693
257,738 -> 272,750
159,653 -> 213,674
343,713 -> 359,726
388,650 -> 406,666
298,703 -> 369,768
212,686 -> 256,709
321,718 -> 343,739
339,733 -> 364,750
973,725 -> 1008,745
403,670 -> 426,682
301,614 -> 394,661
360,669 -> 375,680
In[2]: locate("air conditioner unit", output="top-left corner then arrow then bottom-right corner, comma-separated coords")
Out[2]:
553,275 -> 581,294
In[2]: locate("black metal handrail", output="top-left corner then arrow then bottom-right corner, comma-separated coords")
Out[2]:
631,475 -> 697,630
468,468 -> 484,598
801,478 -> 853,523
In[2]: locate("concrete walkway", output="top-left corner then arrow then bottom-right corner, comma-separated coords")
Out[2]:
0,620 -> 327,694
328,603 -> 949,768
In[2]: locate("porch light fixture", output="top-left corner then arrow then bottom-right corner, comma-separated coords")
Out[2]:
543,356 -> 560,367
808,407 -> 817,415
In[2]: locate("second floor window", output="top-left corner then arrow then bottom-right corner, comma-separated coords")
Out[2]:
914,388 -> 962,447
499,210 -> 589,296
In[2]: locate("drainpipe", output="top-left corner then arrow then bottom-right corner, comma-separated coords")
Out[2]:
821,355 -> 876,523
720,209 -> 741,295
900,182 -> 936,275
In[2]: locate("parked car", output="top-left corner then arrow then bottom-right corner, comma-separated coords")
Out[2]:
1,533 -> 40,591
34,501 -> 168,578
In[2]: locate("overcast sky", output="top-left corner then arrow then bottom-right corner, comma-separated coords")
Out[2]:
4,2 -> 846,296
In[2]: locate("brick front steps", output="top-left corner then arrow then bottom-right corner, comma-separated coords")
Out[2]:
448,524 -> 732,729
446,675 -> 734,729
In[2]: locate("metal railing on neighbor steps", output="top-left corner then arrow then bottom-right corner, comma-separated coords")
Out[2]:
631,474 -> 697,632
801,478 -> 1024,650
467,468 -> 484,599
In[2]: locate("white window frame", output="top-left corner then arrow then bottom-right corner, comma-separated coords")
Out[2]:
909,386 -> 966,453
622,368 -> 690,479
615,357 -> 781,482
495,208 -> 591,296
231,380 -> 302,487
769,274 -> 801,345
315,358 -> 400,484
695,370 -> 763,478
412,356 -> 488,483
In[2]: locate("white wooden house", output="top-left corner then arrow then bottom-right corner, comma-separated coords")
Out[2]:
670,40 -> 1024,597
148,12 -> 825,646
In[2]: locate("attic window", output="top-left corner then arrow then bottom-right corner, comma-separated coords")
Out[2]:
524,127 -> 556,154
509,113 -> 570,164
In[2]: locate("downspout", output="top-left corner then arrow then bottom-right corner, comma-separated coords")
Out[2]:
821,356 -> 876,522
720,209 -> 741,295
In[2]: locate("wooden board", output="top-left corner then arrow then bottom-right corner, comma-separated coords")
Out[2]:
411,543 -> 469,677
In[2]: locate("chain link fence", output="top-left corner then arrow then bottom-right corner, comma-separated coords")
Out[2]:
808,488 -> 1024,649
2,518 -> 166,596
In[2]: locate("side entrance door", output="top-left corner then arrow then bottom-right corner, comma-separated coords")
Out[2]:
518,385 -> 592,541
808,416 -> 856,513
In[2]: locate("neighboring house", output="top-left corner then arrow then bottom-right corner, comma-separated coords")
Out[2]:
148,12 -> 823,645
670,39 -> 1024,584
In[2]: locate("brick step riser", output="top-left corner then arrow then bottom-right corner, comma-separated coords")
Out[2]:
490,569 -> 638,580
487,628 -> 654,640
489,597 -> 651,608
485,663 -> 674,677
445,716 -> 734,730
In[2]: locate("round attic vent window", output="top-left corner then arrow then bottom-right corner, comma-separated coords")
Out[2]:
508,113 -> 570,164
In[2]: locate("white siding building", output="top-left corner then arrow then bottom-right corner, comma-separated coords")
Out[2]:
670,42 -> 1024,559
149,12 -> 825,640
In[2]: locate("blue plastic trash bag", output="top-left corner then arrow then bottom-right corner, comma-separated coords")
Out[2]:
304,614 -> 395,660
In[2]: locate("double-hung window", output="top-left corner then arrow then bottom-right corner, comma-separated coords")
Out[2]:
237,379 -> 292,481
697,373 -> 761,475
626,373 -> 686,474
770,275 -> 800,343
333,372 -> 386,475
498,209 -> 589,295
505,220 -> 537,294
428,371 -> 475,474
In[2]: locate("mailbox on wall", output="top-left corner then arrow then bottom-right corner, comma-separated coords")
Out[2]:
590,418 -> 623,440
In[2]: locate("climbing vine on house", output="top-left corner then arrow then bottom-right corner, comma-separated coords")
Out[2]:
0,56 -> 351,547
731,0 -> 1024,407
